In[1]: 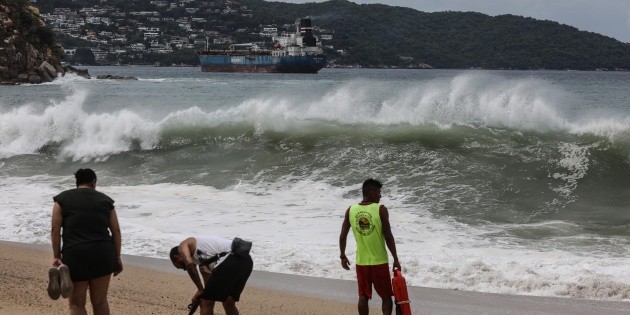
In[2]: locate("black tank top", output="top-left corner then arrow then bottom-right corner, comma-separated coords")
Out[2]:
53,188 -> 114,251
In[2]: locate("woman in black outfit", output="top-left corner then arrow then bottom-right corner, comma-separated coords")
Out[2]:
51,168 -> 123,315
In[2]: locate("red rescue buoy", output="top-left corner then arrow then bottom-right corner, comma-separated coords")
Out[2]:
392,268 -> 412,315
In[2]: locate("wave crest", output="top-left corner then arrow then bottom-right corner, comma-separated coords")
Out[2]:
2,73 -> 630,160
0,89 -> 159,161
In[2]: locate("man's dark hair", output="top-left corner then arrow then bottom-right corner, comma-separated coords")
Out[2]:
169,246 -> 180,262
362,178 -> 382,196
75,168 -> 97,186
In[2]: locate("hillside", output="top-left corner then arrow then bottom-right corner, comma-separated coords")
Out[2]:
31,0 -> 630,70
240,0 -> 630,70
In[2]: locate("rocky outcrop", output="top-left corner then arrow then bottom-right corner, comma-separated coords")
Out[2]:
96,74 -> 138,80
0,0 -> 74,84
65,64 -> 90,79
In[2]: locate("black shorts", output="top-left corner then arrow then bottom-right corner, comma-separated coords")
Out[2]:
201,254 -> 253,302
62,241 -> 116,282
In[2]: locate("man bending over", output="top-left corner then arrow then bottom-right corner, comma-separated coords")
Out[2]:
170,236 -> 253,315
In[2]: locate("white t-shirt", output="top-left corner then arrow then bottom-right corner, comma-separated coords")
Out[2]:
193,235 -> 232,267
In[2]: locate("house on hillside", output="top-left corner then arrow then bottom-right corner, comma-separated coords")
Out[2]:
260,27 -> 277,37
143,32 -> 160,40
91,49 -> 108,61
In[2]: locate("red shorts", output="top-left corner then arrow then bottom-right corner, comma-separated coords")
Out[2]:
355,263 -> 393,299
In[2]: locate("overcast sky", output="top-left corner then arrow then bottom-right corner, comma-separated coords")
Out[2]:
280,0 -> 630,43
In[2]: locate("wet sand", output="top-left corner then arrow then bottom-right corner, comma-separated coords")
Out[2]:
1,241 -> 629,314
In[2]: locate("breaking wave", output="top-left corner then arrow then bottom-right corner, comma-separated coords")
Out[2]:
1,73 -> 629,161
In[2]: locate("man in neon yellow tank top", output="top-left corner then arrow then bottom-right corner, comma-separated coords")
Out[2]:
339,178 -> 401,315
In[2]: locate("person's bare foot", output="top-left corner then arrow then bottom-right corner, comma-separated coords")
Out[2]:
59,264 -> 73,298
47,267 -> 60,300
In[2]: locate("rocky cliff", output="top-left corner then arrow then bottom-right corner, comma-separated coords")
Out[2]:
0,0 -> 65,84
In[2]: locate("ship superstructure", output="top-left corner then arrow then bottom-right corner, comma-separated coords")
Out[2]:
197,18 -> 326,73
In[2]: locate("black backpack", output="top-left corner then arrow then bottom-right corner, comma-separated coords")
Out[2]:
231,237 -> 252,257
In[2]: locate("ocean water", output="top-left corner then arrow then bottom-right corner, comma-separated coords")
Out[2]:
1,67 -> 629,301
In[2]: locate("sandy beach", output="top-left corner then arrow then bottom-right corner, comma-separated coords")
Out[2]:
1,241 -> 629,315
0,241 -> 367,315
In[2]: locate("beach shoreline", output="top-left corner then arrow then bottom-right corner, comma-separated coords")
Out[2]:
0,241 -> 369,315
1,240 -> 629,315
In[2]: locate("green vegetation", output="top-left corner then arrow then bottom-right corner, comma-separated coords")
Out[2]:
73,47 -> 95,64
35,0 -> 630,70
28,26 -> 57,49
240,0 -> 630,69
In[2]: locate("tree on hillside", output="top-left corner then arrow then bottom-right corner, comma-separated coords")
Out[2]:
73,47 -> 95,65
32,0 -> 630,69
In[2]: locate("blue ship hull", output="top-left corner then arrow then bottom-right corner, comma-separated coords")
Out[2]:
198,53 -> 326,73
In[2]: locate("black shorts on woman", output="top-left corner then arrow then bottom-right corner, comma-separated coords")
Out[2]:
63,240 -> 116,282
201,253 -> 253,302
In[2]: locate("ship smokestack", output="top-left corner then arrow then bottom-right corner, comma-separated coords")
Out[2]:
299,18 -> 316,47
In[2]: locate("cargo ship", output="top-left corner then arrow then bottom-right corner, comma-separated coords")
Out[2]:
197,18 -> 326,73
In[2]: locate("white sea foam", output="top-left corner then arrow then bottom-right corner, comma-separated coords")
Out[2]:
0,88 -> 160,161
377,74 -> 571,130
1,175 -> 629,301
155,73 -> 629,139
58,108 -> 160,161
1,74 -> 630,160
41,72 -> 91,85
170,74 -> 571,130
549,142 -> 594,202
0,90 -> 88,158
569,116 -> 630,142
